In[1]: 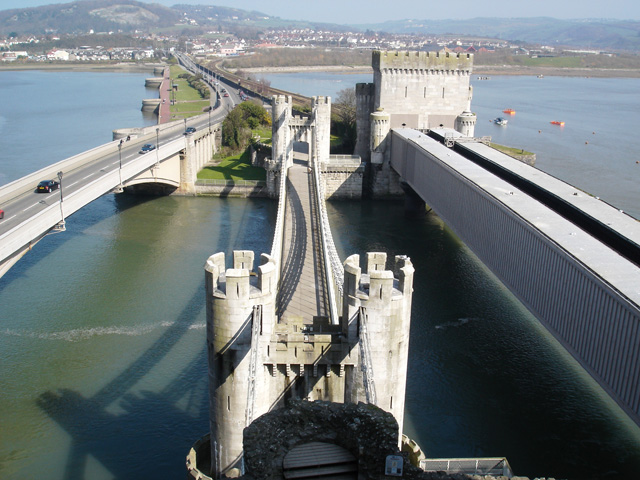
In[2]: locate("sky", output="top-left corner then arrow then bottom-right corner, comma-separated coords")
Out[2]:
3,0 -> 640,24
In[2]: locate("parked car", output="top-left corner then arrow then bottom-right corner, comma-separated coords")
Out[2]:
36,179 -> 59,193
184,127 -> 196,135
139,144 -> 156,154
0,209 -> 4,219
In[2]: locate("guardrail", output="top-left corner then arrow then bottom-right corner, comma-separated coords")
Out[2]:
420,458 -> 513,478
270,160 -> 288,288
311,138 -> 343,325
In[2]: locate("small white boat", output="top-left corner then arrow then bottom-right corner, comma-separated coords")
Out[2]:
494,117 -> 508,126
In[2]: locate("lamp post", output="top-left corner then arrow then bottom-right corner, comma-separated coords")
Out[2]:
57,171 -> 65,230
155,127 -> 160,169
118,141 -> 123,189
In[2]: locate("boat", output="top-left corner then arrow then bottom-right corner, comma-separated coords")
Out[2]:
494,117 -> 508,126
503,108 -> 516,115
550,121 -> 565,126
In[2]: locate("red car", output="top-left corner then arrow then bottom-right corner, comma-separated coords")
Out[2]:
0,209 -> 4,219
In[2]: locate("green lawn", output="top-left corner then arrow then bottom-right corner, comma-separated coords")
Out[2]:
172,101 -> 210,113
253,126 -> 272,144
198,150 -> 266,181
490,143 -> 534,156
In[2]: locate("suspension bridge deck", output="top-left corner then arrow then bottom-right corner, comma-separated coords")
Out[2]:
277,160 -> 329,324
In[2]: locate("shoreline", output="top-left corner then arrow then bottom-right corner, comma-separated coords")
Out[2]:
0,62 -> 162,73
3,61 -> 640,78
235,64 -> 640,78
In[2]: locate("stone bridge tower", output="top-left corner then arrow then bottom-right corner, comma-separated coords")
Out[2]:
355,50 -> 476,197
200,251 -> 414,478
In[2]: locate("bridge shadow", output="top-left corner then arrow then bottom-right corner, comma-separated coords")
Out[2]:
32,194 -> 256,479
36,286 -> 210,480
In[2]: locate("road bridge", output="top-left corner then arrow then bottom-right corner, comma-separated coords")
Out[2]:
0,102 -> 225,278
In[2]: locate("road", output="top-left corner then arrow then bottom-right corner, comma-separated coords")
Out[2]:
0,71 -> 233,238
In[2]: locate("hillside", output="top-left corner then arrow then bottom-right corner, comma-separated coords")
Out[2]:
355,17 -> 640,52
1,1 -> 640,52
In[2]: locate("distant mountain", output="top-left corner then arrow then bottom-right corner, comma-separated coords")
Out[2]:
0,0 -> 180,35
1,1 -> 639,52
354,17 -> 640,51
0,0 -> 340,36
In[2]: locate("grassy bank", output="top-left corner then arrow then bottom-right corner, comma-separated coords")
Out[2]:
198,149 -> 266,181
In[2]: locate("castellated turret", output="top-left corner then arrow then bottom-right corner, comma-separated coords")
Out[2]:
312,96 -> 331,166
370,108 -> 390,165
204,250 -> 277,476
342,252 -> 415,443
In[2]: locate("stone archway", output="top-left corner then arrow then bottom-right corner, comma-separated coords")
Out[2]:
242,400 -> 400,480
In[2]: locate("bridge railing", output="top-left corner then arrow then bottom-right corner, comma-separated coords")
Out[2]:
310,144 -> 343,324
269,161 -> 288,285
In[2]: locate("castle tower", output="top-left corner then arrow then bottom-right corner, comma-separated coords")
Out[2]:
355,82 -> 375,161
271,95 -> 293,180
372,50 -> 474,130
454,110 -> 477,137
342,252 -> 415,442
370,108 -> 390,165
204,251 -> 277,476
312,96 -> 331,167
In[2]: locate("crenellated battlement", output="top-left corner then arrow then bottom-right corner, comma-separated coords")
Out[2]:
205,250 -> 277,301
272,94 -> 293,105
373,49 -> 473,72
343,252 -> 413,305
312,95 -> 331,105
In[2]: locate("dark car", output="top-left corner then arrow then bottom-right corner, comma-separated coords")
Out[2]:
139,143 -> 156,154
184,127 -> 196,135
37,179 -> 60,193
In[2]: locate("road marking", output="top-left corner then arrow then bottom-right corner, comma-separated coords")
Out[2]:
68,181 -> 79,187
4,214 -> 17,221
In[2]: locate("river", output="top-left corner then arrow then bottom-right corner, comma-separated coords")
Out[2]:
0,68 -> 639,480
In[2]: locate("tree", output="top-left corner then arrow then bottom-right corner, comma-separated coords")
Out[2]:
334,88 -> 356,125
222,108 -> 250,151
332,88 -> 357,153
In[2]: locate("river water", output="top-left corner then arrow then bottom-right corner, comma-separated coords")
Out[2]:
0,69 -> 639,480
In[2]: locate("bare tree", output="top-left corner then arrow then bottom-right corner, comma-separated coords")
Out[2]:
332,88 -> 357,153
334,87 -> 356,125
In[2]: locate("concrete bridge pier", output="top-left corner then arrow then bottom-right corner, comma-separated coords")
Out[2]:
177,128 -> 218,195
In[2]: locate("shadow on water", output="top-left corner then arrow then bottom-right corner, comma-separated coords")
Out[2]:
36,286 -> 209,480
0,193 -> 162,290
31,195 -> 259,479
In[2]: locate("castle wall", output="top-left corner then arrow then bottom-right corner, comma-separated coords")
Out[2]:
322,156 -> 364,199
